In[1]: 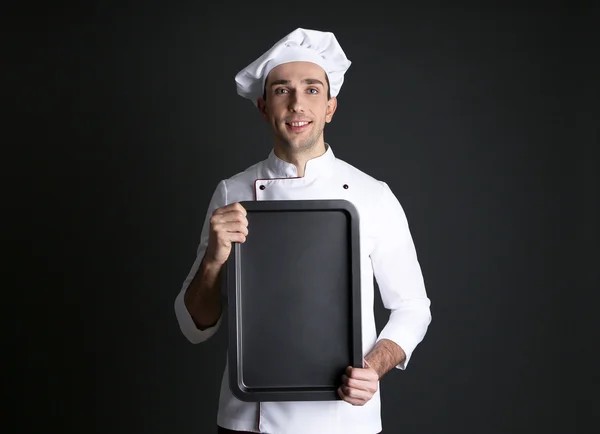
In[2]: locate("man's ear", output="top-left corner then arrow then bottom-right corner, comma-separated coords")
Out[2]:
257,97 -> 268,121
325,96 -> 338,123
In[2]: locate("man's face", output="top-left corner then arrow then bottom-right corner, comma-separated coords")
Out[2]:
258,61 -> 337,153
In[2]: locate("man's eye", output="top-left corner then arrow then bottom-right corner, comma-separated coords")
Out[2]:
308,88 -> 319,94
275,88 -> 288,94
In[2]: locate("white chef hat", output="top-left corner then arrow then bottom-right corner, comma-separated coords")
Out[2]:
235,28 -> 351,106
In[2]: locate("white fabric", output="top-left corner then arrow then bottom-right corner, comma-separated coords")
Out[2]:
235,28 -> 352,105
174,145 -> 432,434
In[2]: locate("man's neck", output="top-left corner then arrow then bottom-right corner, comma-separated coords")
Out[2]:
273,142 -> 327,177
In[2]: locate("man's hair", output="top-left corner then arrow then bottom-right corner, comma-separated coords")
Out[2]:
262,74 -> 332,101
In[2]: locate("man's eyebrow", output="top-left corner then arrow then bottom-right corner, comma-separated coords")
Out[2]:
302,78 -> 325,86
269,78 -> 325,87
270,79 -> 290,86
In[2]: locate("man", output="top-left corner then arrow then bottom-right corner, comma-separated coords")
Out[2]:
174,28 -> 432,434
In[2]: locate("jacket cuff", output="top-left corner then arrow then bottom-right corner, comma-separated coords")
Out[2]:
376,301 -> 431,370
174,290 -> 223,344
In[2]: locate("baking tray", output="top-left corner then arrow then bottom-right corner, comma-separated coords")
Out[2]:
225,199 -> 362,402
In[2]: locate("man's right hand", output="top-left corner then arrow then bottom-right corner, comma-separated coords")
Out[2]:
204,202 -> 248,266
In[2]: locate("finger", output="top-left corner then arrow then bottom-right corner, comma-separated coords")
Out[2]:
220,217 -> 248,233
341,375 -> 377,394
214,203 -> 247,216
337,385 -> 370,406
342,385 -> 372,401
218,232 -> 247,245
346,366 -> 378,382
228,232 -> 246,243
214,222 -> 249,237
212,211 -> 248,227
223,213 -> 248,227
217,231 -> 246,245
213,227 -> 248,246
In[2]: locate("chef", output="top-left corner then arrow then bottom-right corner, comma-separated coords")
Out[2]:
174,28 -> 432,434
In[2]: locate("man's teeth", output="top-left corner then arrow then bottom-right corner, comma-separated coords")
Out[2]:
290,122 -> 309,126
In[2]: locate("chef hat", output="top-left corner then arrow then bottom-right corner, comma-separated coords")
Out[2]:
235,28 -> 351,106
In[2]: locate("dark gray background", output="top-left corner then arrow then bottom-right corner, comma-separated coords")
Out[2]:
7,2 -> 598,434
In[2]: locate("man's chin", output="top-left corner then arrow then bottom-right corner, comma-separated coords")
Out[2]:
280,139 -> 317,151
275,129 -> 323,152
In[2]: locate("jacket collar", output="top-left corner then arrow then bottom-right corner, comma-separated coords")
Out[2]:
264,143 -> 336,180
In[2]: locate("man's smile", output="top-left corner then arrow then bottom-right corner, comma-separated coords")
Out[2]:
285,120 -> 312,132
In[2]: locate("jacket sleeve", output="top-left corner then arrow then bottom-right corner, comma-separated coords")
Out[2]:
173,180 -> 228,344
370,181 -> 432,369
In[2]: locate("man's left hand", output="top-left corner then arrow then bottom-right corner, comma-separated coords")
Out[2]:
337,361 -> 379,406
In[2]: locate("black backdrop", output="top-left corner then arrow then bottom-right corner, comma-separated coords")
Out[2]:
7,2 -> 598,434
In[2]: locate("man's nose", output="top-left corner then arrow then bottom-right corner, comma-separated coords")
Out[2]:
288,92 -> 304,112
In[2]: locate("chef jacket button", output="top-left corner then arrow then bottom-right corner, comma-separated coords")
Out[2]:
259,185 -> 266,190
343,184 -> 349,189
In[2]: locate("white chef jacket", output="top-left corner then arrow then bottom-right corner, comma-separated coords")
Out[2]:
174,144 -> 431,434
